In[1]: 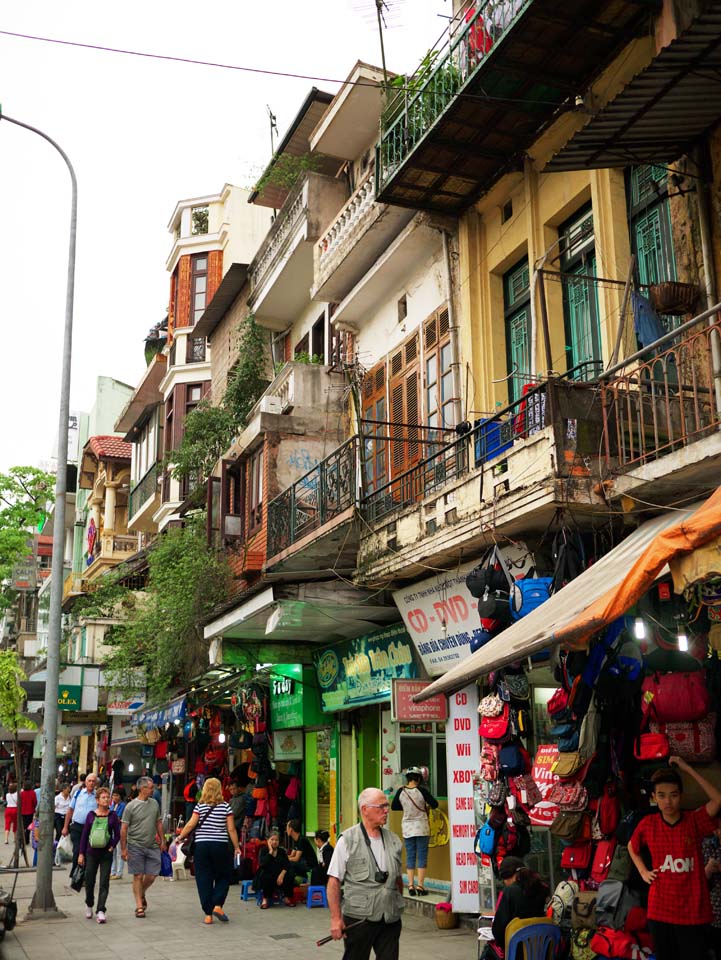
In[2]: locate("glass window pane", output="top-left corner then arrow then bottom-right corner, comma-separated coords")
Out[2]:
440,343 -> 451,371
441,371 -> 453,402
428,411 -> 438,429
426,355 -> 437,385
195,257 -> 207,271
195,276 -> 207,294
427,387 -> 437,415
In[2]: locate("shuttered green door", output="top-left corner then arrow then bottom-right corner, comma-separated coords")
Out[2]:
504,260 -> 531,403
564,256 -> 601,374
630,165 -> 679,332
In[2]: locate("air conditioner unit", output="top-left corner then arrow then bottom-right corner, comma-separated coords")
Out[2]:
259,395 -> 282,415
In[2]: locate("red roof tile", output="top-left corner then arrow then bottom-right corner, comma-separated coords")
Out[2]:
87,435 -> 132,460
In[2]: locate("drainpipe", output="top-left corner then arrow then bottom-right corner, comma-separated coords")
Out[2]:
694,146 -> 721,417
441,229 -> 464,425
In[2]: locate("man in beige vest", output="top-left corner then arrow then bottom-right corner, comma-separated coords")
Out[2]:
327,787 -> 404,960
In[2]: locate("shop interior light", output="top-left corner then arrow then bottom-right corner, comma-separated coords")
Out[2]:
256,662 -> 272,672
175,719 -> 182,725
218,732 -> 226,744
633,618 -> 646,640
128,762 -> 134,773
677,631 -> 689,652
58,764 -> 64,773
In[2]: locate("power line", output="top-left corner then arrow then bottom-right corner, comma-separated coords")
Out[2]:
0,29 -> 569,108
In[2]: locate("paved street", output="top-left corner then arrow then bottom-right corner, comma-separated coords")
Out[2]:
1,869 -> 475,960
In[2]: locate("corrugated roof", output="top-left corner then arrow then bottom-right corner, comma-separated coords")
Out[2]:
546,2 -> 721,171
87,435 -> 132,460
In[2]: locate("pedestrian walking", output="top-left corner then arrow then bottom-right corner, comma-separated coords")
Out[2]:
327,787 -> 404,960
54,782 -> 72,841
19,780 -> 37,848
62,771 -> 98,873
78,786 -> 121,924
120,775 -> 166,919
4,782 -> 17,845
109,788 -> 126,879
176,776 -> 241,925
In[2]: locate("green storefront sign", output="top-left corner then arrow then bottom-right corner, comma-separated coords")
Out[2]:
58,684 -> 82,711
270,665 -> 323,730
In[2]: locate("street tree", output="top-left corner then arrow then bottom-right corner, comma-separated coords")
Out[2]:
0,466 -> 55,610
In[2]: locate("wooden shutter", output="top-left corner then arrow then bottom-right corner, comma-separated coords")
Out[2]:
361,361 -> 387,493
388,331 -> 420,480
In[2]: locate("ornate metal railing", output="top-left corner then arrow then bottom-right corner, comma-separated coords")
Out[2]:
361,383 -> 550,524
600,306 -> 721,469
129,464 -> 159,518
377,0 -> 530,190
267,436 -> 359,557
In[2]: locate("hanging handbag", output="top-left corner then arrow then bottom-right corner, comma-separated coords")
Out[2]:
480,703 -> 511,742
547,688 -> 569,718
633,733 -> 670,761
504,672 -> 529,700
510,774 -> 542,808
550,811 -> 588,841
591,838 -> 617,885
481,742 -> 500,781
561,842 -> 592,872
641,670 -> 709,722
479,693 -> 504,717
649,713 -> 716,763
571,890 -> 597,929
548,781 -> 588,812
552,751 -> 585,779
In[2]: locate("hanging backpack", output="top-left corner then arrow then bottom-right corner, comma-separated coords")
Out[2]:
590,838 -> 617,885
510,570 -> 553,621
571,890 -> 597,930
499,743 -> 524,778
480,742 -> 500,781
480,703 -> 512,742
597,782 -> 621,837
466,548 -> 512,599
474,823 -> 498,858
89,814 -> 110,849
549,878 -> 578,932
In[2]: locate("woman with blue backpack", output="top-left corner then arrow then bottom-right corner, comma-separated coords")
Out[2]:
78,786 -> 121,924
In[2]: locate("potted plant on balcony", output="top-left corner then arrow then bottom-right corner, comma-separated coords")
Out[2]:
648,281 -> 700,316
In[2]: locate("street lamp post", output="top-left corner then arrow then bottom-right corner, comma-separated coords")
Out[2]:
1,110 -> 77,915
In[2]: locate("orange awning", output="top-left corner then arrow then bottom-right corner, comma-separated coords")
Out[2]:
415,486 -> 721,702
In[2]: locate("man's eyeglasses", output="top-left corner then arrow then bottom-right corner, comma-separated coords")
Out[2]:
367,803 -> 390,809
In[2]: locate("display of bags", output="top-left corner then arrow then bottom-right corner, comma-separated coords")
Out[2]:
481,742 -> 500,780
547,687 -> 569,718
547,781 -> 588,812
510,773 -> 542,808
571,890 -> 597,930
590,927 -> 651,960
633,732 -> 670,761
499,743 -> 524,777
594,880 -> 642,930
558,730 -> 581,753
474,823 -> 498,857
578,697 -> 600,760
485,781 -> 508,806
479,693 -> 504,717
504,671 -> 529,700
607,843 -> 632,884
561,842 -> 592,871
549,879 -> 578,931
649,713 -> 716,764
570,928 -> 596,960
598,782 -> 621,837
641,670 -> 710,722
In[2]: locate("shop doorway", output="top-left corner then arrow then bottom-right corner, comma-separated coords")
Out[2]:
339,729 -> 358,834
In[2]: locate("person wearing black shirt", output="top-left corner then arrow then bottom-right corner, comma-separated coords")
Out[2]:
286,819 -> 316,880
485,857 -> 549,959
310,829 -> 334,886
256,832 -> 296,908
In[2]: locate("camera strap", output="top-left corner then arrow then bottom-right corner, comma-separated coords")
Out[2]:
359,822 -> 385,877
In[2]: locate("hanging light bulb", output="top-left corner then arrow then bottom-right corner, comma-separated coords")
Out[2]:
58,764 -> 64,773
677,631 -> 689,652
633,618 -> 646,640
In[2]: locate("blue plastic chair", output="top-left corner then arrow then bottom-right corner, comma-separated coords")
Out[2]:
506,921 -> 560,960
239,879 -> 254,901
306,885 -> 328,908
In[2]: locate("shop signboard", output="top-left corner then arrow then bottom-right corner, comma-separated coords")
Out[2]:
111,714 -> 138,745
269,664 -> 323,729
393,546 -> 530,677
391,679 -> 448,723
314,624 -> 418,712
529,744 -> 560,827
107,694 -> 145,716
273,728 -> 304,761
58,684 -> 82,711
446,685 -> 481,915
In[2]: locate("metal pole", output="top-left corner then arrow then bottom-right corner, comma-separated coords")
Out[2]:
1,111 -> 77,916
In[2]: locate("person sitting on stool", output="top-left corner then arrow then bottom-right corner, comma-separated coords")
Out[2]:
256,831 -> 296,908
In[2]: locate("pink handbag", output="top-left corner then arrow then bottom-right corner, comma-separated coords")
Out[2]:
642,671 -> 709,723
649,713 -> 716,763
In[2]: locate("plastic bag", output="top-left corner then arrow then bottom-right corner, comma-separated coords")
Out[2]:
160,850 -> 172,878
70,862 -> 86,892
56,833 -> 73,863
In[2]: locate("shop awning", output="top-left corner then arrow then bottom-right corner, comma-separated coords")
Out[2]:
133,695 -> 186,729
415,486 -> 721,701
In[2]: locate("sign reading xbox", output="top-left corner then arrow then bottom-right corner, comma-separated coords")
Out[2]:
58,685 -> 82,711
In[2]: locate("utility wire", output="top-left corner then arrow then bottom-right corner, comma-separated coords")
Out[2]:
0,29 -> 571,108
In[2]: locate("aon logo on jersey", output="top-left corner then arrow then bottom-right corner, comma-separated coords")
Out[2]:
659,855 -> 694,873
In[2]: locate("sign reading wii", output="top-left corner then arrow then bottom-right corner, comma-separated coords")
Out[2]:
446,684 -> 480,914
393,544 -> 530,677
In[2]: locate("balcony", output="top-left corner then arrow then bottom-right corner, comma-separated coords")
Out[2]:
357,378 -> 604,581
376,0 -> 661,213
128,464 -> 160,530
265,436 -> 360,576
599,304 -> 721,503
312,172 -> 413,302
247,172 -> 347,328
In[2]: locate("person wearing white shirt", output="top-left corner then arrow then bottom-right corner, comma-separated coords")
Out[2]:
4,784 -> 17,844
54,783 -> 72,840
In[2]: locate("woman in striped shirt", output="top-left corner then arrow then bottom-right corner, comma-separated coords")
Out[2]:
177,778 -> 241,925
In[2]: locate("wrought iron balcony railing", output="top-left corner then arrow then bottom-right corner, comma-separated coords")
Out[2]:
267,436 -> 359,558
377,0 -> 529,192
129,463 -> 159,519
600,303 -> 721,469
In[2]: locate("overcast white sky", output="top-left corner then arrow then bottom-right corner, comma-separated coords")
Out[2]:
0,0 -> 448,472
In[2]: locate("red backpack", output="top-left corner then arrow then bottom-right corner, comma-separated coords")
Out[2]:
598,782 -> 621,837
590,838 -> 617,884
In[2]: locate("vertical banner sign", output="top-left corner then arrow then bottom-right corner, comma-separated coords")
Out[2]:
446,685 -> 481,914
529,744 -> 560,827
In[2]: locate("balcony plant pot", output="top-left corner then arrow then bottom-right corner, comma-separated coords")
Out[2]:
648,281 -> 700,316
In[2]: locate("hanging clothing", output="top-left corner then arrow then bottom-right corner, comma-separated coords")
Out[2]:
631,291 -> 665,347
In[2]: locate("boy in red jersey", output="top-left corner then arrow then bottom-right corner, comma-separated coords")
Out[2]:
629,757 -> 721,960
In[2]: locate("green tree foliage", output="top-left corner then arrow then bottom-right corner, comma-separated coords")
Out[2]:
170,314 -> 270,482
0,467 -> 55,610
253,152 -> 319,195
77,513 -> 230,702
0,651 -> 36,867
